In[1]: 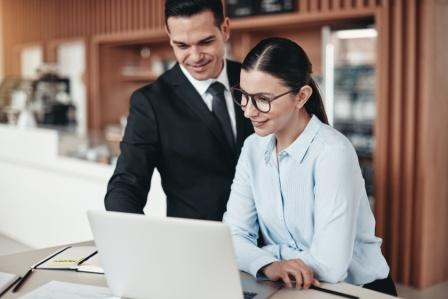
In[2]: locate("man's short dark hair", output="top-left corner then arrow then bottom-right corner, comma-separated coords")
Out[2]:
165,0 -> 225,30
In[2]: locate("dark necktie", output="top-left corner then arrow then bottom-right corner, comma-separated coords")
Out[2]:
207,82 -> 235,150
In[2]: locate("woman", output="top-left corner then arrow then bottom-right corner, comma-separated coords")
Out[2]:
223,37 -> 397,296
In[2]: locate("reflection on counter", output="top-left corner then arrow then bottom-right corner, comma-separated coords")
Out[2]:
58,122 -> 124,166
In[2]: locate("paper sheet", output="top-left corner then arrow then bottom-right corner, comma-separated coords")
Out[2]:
77,253 -> 104,274
0,271 -> 19,294
19,281 -> 120,299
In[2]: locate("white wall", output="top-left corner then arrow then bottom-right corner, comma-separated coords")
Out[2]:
57,41 -> 87,135
0,125 -> 166,249
20,46 -> 43,79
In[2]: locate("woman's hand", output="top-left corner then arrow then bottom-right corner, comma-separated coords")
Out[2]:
262,259 -> 320,289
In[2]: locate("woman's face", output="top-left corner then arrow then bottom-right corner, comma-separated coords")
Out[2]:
239,69 -> 302,137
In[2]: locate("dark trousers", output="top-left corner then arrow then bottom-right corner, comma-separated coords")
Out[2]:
363,274 -> 398,296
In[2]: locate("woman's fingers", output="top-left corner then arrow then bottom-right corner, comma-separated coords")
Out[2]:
292,270 -> 303,289
281,273 -> 293,288
287,260 -> 314,289
301,267 -> 313,289
269,259 -> 318,290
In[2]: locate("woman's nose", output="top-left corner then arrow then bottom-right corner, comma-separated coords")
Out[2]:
244,98 -> 259,118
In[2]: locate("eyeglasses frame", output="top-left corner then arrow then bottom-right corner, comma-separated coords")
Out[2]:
230,85 -> 300,113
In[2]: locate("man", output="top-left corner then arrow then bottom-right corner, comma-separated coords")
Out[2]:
105,0 -> 253,220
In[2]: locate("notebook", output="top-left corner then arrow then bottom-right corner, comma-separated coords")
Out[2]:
36,246 -> 103,274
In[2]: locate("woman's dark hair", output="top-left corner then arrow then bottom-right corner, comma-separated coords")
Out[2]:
165,0 -> 224,30
242,37 -> 329,125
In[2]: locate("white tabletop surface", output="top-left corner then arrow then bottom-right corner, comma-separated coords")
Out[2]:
0,241 -> 396,299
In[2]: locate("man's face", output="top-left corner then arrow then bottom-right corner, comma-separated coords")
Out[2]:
166,10 -> 230,81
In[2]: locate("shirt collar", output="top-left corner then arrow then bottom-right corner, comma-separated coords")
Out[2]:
264,115 -> 322,165
179,60 -> 230,97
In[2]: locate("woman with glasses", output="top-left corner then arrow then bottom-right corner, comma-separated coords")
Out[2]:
223,37 -> 397,296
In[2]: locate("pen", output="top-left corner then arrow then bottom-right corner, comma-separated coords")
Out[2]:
11,269 -> 32,293
12,246 -> 71,293
0,276 -> 21,298
284,282 -> 359,299
310,285 -> 359,299
77,250 -> 98,266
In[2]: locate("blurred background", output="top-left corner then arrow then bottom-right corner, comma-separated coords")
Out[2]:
0,0 -> 446,297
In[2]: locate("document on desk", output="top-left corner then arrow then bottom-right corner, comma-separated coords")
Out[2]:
36,246 -> 104,274
19,281 -> 120,299
0,271 -> 20,296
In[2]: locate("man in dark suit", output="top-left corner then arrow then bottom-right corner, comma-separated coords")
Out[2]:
105,0 -> 253,220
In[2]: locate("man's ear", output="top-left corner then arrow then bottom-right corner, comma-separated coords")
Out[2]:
295,85 -> 313,109
165,24 -> 174,47
165,24 -> 170,36
220,17 -> 230,42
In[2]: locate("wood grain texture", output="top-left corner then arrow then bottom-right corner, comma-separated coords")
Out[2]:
374,0 -> 448,288
416,0 -> 448,288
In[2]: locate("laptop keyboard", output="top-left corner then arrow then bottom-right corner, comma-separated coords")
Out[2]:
243,291 -> 258,299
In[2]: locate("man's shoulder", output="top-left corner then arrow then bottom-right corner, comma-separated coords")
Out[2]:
227,59 -> 241,68
131,66 -> 179,101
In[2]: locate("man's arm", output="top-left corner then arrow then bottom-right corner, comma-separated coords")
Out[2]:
105,89 -> 160,214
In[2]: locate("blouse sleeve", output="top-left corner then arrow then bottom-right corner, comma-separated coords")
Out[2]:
223,140 -> 278,278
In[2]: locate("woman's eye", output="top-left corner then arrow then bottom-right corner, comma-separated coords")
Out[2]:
256,96 -> 271,103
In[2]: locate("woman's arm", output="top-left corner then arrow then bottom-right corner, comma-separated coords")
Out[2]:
223,141 -> 278,278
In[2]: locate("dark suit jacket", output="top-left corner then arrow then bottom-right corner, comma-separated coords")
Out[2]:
105,60 -> 254,220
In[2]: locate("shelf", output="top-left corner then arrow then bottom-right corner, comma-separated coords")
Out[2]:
230,8 -> 376,31
335,88 -> 375,94
119,73 -> 158,82
334,119 -> 374,128
92,29 -> 167,46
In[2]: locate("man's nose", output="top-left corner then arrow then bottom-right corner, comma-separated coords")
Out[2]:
189,46 -> 203,62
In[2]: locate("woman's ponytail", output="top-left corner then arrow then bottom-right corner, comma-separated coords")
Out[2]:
305,77 -> 329,125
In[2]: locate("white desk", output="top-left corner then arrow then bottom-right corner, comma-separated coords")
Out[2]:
0,242 -> 396,299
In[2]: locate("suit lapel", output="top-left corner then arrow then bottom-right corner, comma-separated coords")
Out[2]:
167,64 -> 234,156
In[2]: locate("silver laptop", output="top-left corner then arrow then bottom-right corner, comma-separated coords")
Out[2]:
87,210 -> 281,299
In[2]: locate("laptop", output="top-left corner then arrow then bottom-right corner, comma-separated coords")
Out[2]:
87,210 -> 282,299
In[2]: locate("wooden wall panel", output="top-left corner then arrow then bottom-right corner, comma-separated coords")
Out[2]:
1,0 -> 170,75
402,0 -> 417,285
375,0 -> 448,288
417,0 -> 448,288
375,0 -> 416,287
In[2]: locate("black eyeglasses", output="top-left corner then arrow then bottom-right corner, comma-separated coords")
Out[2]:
230,85 -> 299,113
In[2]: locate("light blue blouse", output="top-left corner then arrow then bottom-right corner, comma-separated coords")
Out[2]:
223,115 -> 389,285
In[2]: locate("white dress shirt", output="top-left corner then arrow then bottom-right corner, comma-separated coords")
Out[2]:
179,61 -> 237,138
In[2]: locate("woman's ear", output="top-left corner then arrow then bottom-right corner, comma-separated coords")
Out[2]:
295,85 -> 313,109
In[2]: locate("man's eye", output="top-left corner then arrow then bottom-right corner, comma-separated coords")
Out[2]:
200,40 -> 213,45
177,44 -> 188,49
